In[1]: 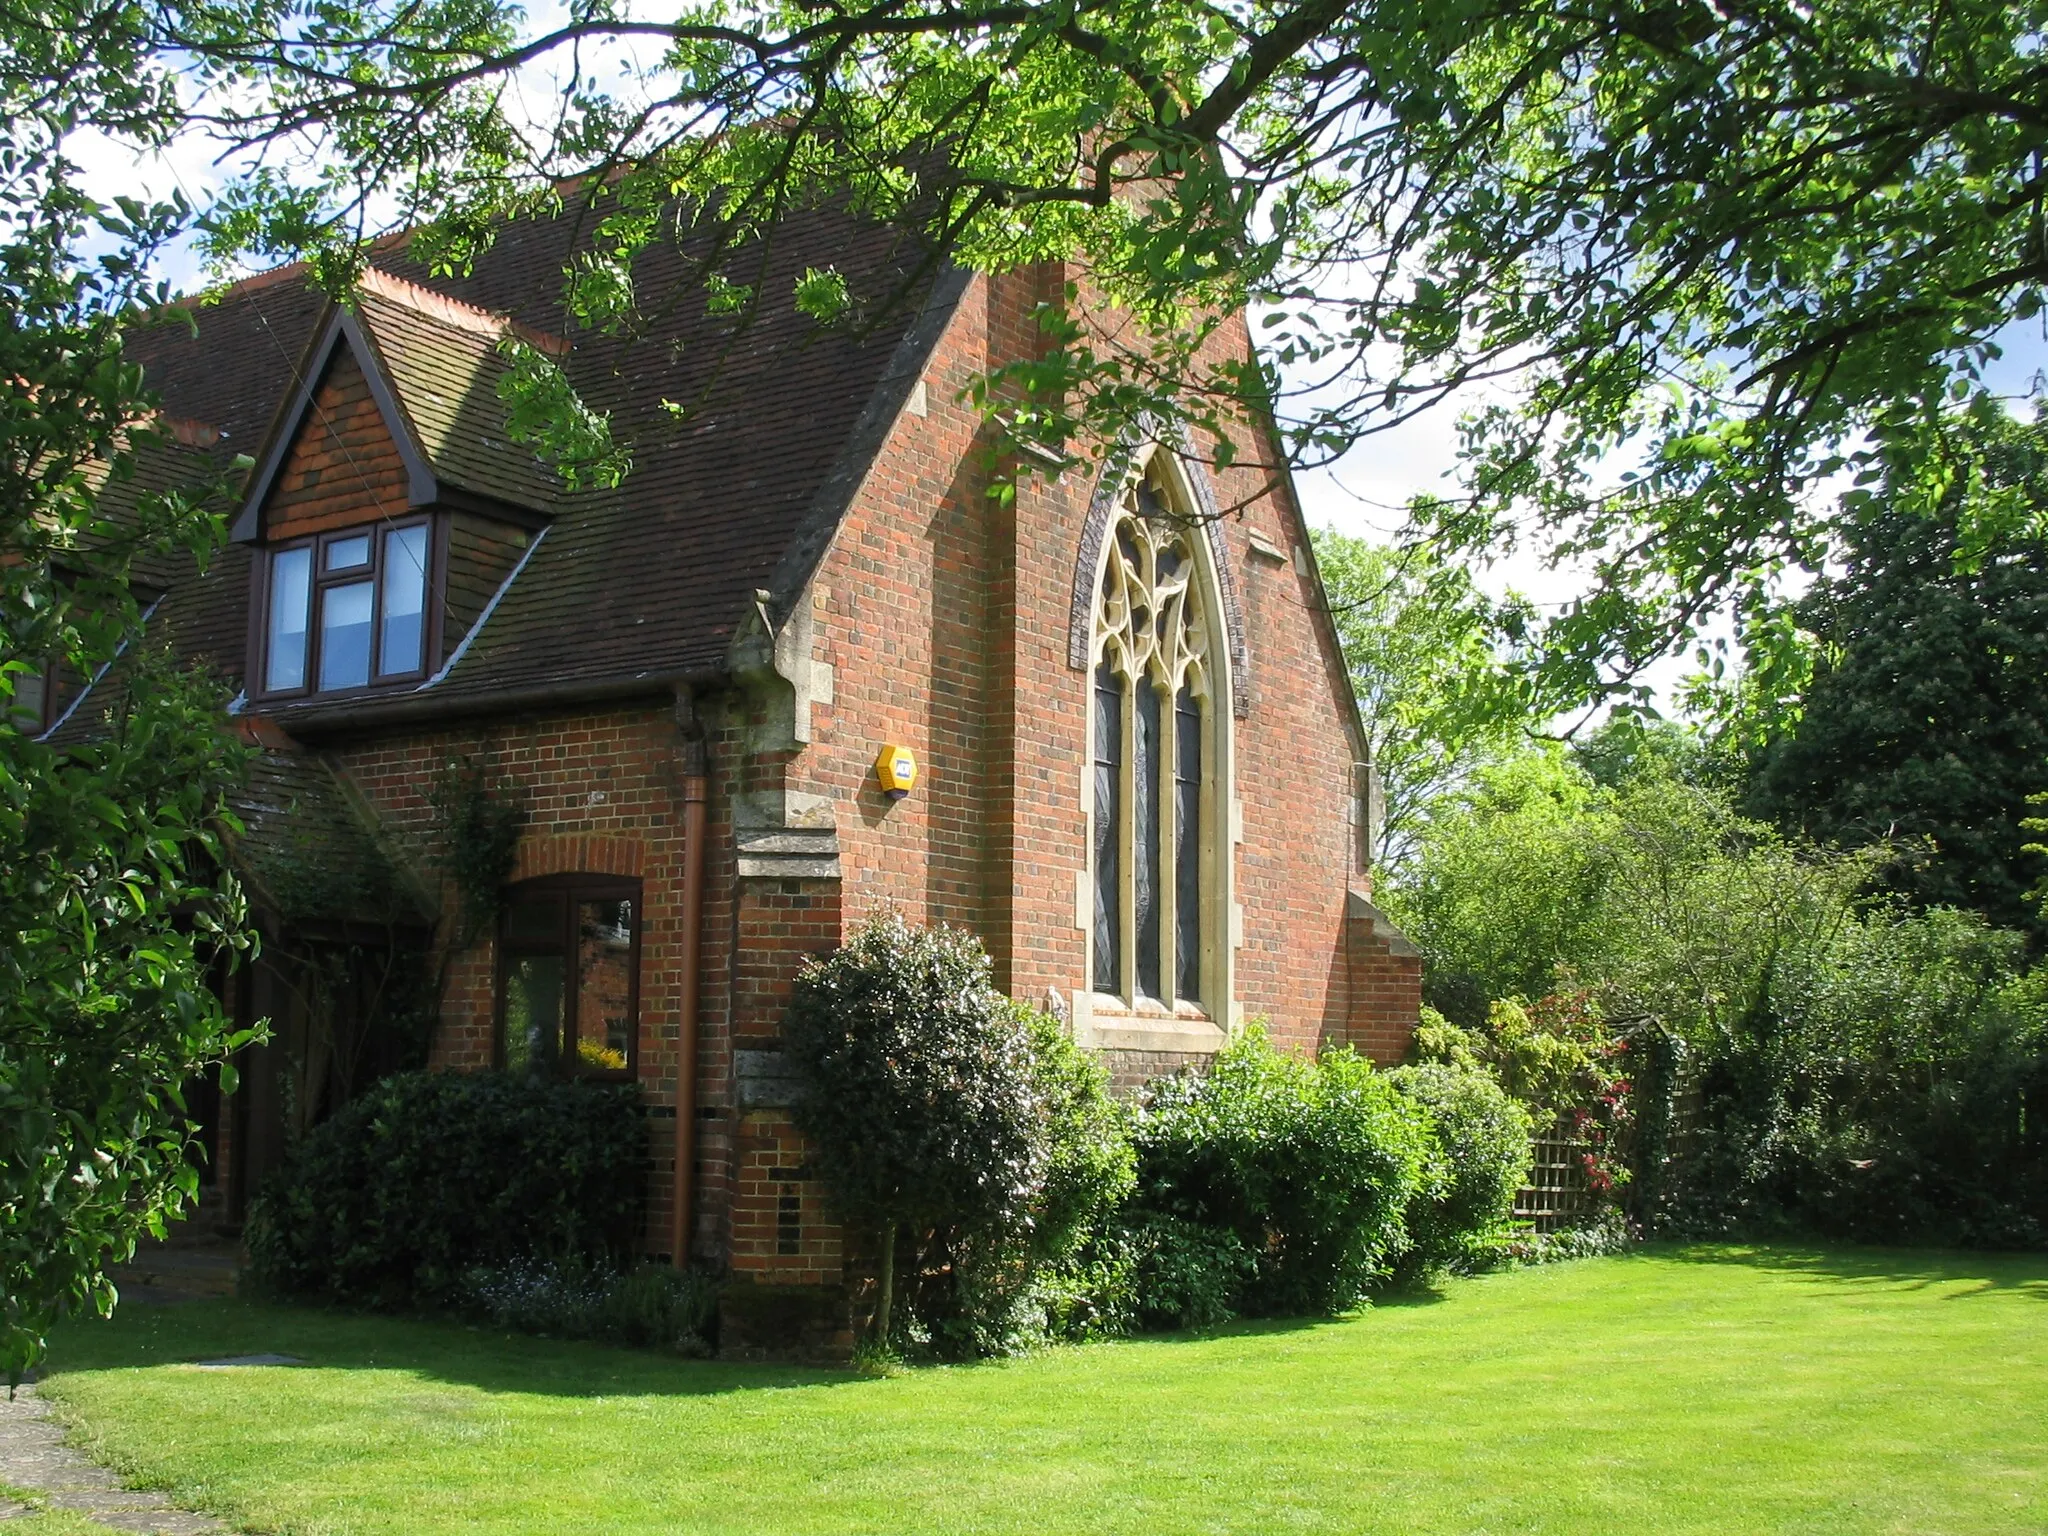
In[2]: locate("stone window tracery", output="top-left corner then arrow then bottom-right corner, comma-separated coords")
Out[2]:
1089,465 -> 1224,1014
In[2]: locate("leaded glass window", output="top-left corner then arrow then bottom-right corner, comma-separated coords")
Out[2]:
1089,460 -> 1220,1012
1092,662 -> 1123,995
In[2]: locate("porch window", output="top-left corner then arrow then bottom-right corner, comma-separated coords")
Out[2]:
259,519 -> 432,697
1089,465 -> 1224,1012
497,875 -> 641,1080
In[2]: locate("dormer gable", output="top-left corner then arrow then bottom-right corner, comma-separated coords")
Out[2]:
231,269 -> 566,545
235,272 -> 566,704
241,334 -> 415,547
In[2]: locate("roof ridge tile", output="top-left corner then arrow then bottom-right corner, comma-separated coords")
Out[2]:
356,268 -> 569,357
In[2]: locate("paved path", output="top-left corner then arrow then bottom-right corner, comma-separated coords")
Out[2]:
0,1384 -> 226,1533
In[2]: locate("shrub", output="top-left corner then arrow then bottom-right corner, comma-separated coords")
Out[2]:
1021,1005 -> 1137,1266
926,1007 -> 1140,1356
1132,1026 -> 1432,1315
1387,1062 -> 1533,1277
247,1070 -> 645,1306
1410,1005 -> 1487,1072
599,1264 -> 722,1352
1035,1211 -> 1258,1338
464,1258 -> 720,1354
1397,749 -> 2048,1249
1116,1212 -> 1257,1330
464,1255 -> 613,1336
1670,909 -> 2048,1247
1506,1208 -> 1637,1265
784,913 -> 1044,1342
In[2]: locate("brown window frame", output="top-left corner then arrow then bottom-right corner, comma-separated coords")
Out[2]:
493,873 -> 643,1082
253,516 -> 441,702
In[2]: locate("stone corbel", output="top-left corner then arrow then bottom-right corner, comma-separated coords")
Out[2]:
727,583 -> 844,874
728,585 -> 834,755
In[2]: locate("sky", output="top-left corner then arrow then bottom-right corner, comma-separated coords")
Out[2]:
1289,325 -> 2048,715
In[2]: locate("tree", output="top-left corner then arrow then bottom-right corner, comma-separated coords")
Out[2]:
782,912 -> 1044,1342
1309,526 -> 1529,869
1745,403 -> 2048,938
1383,745 -> 1616,1009
1571,716 -> 1736,797
132,0 -> 2048,710
0,1 -> 258,1382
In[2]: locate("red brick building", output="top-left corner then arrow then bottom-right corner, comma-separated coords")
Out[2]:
90,208 -> 1420,1329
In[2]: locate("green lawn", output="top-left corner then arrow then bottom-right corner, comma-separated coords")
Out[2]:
35,1245 -> 2048,1535
0,1516 -> 109,1536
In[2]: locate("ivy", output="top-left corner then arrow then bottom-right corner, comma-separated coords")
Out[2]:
426,756 -> 527,950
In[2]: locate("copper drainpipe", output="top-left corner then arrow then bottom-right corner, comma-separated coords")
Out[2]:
671,689 -> 709,1268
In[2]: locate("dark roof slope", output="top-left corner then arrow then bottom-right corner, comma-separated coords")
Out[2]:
229,749 -> 431,927
119,207 -> 957,731
352,271 -> 568,515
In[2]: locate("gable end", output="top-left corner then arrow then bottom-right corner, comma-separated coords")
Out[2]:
230,306 -> 439,543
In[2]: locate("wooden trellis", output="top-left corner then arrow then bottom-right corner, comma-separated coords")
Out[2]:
1513,1125 -> 1598,1233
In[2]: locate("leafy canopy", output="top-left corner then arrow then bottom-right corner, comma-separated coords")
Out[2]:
0,0 -> 259,1383
1310,525 -> 1530,869
1743,403 -> 2048,938
125,0 -> 2048,708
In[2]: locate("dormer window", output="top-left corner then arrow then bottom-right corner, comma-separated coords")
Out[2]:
260,520 -> 432,697
232,272 -> 565,706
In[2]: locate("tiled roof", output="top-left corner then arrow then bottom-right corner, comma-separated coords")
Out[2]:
228,749 -> 431,927
117,206 -> 955,729
351,270 -> 570,515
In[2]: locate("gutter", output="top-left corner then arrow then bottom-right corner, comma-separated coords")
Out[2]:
36,594 -> 166,743
273,666 -> 726,739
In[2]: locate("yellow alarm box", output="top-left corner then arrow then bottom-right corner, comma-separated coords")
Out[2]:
874,743 -> 918,800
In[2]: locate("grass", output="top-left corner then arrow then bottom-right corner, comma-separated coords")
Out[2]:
0,1516 -> 113,1536
33,1244 -> 2048,1535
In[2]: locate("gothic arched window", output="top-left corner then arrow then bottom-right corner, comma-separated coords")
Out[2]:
1089,459 -> 1226,1013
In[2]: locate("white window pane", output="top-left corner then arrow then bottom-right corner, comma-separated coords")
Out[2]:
318,580 -> 374,690
265,546 -> 312,692
325,533 -> 371,571
9,666 -> 46,731
378,524 -> 428,676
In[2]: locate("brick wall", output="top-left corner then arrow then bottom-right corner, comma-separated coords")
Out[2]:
713,267 -> 1423,1306
329,702 -> 730,1262
791,269 -> 1417,1063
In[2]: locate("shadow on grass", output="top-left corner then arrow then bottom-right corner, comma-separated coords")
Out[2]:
47,1290 -> 1390,1400
1655,1241 -> 2048,1301
44,1297 -> 854,1401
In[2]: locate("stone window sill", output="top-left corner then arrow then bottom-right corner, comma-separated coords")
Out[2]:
1079,995 -> 1228,1055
